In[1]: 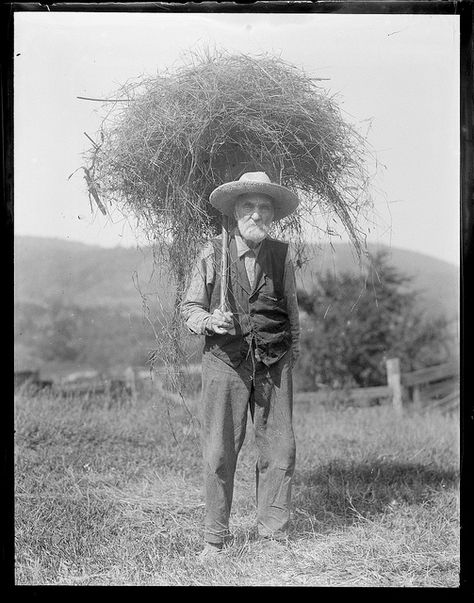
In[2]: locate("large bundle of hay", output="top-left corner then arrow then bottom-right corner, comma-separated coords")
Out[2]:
83,49 -> 373,375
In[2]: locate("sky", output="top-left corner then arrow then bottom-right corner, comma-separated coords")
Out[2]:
14,11 -> 460,265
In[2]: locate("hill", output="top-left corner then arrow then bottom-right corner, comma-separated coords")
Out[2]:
297,243 -> 459,322
14,236 -> 171,312
14,235 -> 459,320
14,237 -> 175,374
13,236 -> 459,376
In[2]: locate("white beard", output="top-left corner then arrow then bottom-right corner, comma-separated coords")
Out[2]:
237,218 -> 270,244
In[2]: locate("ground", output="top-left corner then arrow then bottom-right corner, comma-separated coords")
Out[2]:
14,387 -> 459,587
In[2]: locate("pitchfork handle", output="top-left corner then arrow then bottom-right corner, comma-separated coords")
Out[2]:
220,214 -> 229,313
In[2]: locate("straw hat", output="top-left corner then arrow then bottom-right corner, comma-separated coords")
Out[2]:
209,172 -> 299,221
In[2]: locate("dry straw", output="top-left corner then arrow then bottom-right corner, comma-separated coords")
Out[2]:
82,49 -> 374,377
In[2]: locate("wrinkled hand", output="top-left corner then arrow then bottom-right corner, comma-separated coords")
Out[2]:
209,309 -> 234,335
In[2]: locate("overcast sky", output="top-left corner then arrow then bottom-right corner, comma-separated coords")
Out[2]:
14,11 -> 460,265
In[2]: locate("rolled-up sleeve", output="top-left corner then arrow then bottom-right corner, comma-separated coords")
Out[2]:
283,248 -> 300,362
181,242 -> 216,335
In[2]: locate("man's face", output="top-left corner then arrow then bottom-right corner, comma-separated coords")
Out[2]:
234,194 -> 274,244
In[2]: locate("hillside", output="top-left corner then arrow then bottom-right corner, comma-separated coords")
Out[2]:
14,236 -> 172,313
14,236 -> 459,376
14,235 -> 459,320
297,243 -> 459,322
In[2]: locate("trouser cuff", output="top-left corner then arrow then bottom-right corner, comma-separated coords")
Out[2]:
204,529 -> 231,545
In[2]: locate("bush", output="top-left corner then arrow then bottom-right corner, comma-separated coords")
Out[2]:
295,251 -> 453,390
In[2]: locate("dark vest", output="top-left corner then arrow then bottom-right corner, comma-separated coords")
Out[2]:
204,235 -> 292,368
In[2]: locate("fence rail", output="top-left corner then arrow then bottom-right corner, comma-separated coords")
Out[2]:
346,385 -> 393,401
423,388 -> 460,413
401,361 -> 459,387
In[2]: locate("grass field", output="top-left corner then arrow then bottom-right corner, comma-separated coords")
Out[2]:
14,386 -> 460,587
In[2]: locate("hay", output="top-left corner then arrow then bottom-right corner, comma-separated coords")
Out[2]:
83,49 -> 374,377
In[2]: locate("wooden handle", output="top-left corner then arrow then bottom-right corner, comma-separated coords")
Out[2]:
219,214 -> 229,312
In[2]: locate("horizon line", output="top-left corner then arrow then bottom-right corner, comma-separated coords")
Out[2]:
14,232 -> 460,267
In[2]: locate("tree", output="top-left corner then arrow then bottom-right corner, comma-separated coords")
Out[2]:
296,251 -> 452,390
37,302 -> 82,363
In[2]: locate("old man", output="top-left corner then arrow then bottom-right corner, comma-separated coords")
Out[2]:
182,171 -> 300,556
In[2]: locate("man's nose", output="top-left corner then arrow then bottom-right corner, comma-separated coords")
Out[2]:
251,210 -> 261,221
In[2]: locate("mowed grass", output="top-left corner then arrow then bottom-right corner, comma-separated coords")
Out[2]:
14,386 -> 459,586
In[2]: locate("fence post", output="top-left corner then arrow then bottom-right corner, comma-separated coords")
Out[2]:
412,385 -> 422,411
386,358 -> 403,416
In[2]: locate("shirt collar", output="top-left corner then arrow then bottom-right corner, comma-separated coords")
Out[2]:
233,228 -> 265,259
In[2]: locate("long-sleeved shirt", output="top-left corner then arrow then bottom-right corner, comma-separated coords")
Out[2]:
182,229 -> 300,361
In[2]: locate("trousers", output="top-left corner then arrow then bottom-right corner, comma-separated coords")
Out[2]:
200,349 -> 296,544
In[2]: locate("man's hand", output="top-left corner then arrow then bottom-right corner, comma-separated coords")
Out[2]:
209,309 -> 234,334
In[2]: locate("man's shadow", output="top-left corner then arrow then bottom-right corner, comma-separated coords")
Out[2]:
290,459 -> 459,535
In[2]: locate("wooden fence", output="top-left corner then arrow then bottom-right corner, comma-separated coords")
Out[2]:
15,359 -> 459,415
295,358 -> 459,415
13,365 -> 198,403
399,359 -> 460,414
368,358 -> 459,415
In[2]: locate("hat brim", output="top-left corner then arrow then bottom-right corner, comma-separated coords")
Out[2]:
209,181 -> 299,221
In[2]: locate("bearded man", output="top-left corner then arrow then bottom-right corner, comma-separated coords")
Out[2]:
182,171 -> 300,557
